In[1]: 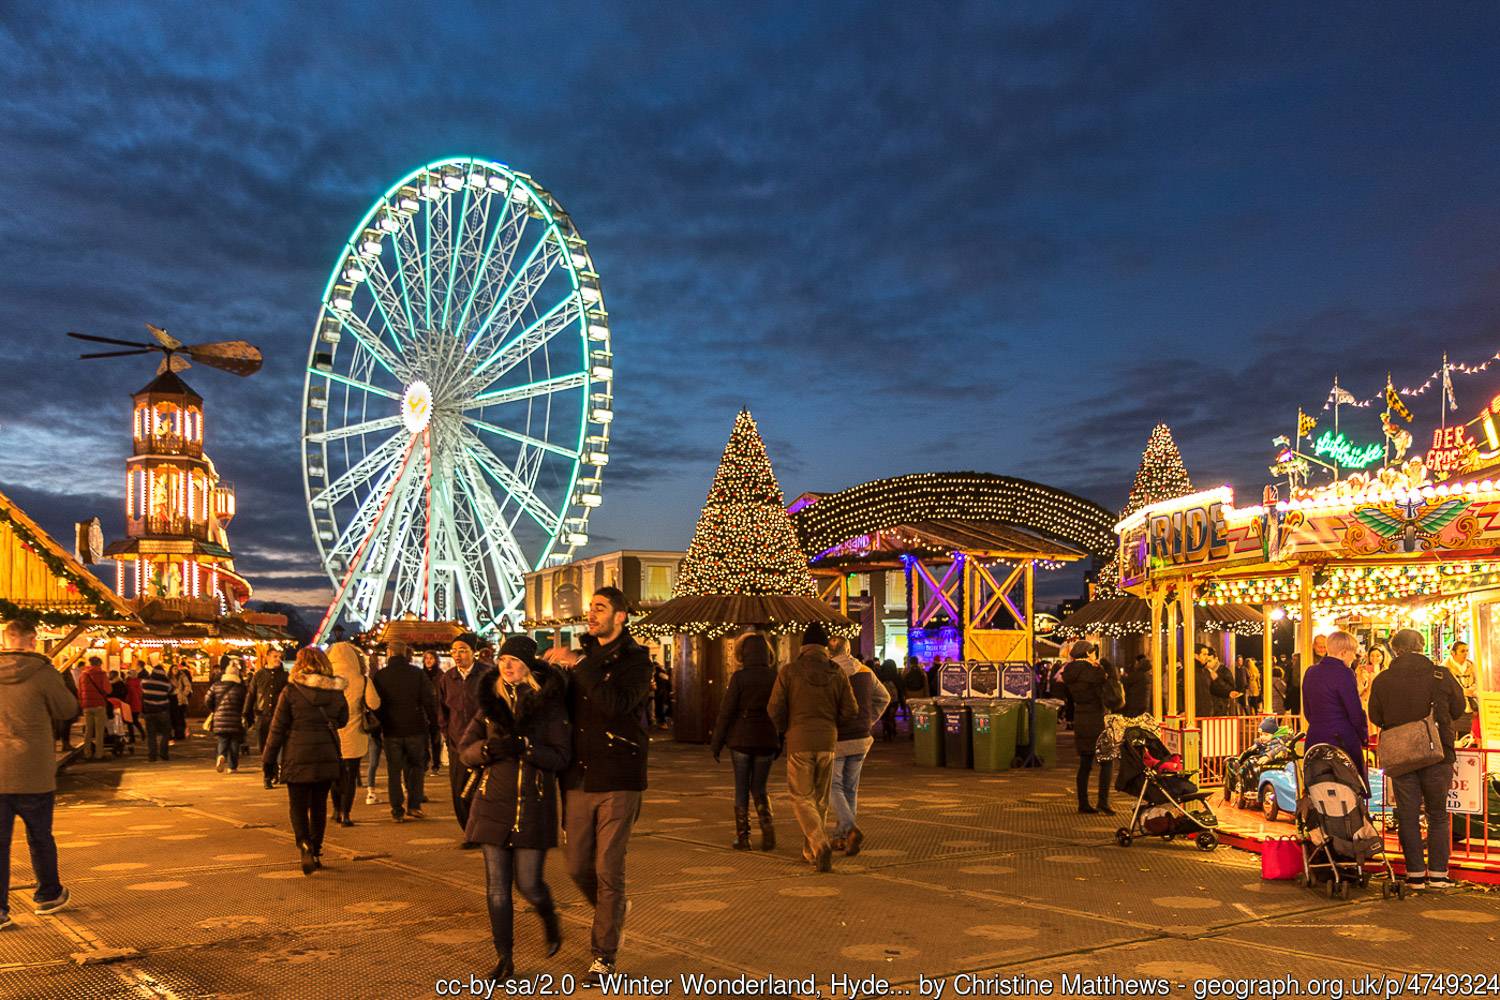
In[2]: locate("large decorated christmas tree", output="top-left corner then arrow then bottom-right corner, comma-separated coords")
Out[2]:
1092,423 -> 1193,598
674,409 -> 817,598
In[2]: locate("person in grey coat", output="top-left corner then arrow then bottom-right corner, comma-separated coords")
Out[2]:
828,635 -> 889,855
0,618 -> 79,926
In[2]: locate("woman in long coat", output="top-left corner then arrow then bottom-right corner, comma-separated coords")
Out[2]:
328,641 -> 380,827
205,659 -> 248,773
458,639 -> 570,984
263,646 -> 348,875
710,632 -> 780,850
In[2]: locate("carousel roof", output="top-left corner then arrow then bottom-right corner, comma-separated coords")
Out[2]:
631,593 -> 858,639
1053,596 -> 1263,637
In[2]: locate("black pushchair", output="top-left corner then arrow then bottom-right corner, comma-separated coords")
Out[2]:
1113,725 -> 1219,851
1295,743 -> 1404,899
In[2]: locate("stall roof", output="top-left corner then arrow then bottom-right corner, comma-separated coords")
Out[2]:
811,518 -> 1088,568
0,485 -> 134,619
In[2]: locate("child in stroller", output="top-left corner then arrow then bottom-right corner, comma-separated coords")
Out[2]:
105,697 -> 136,757
1113,725 -> 1219,851
1295,743 -> 1403,899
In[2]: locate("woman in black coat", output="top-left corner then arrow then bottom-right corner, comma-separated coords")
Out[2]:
458,641 -> 570,984
710,633 -> 780,851
263,647 -> 349,875
1061,640 -> 1119,815
205,660 -> 249,774
1122,656 -> 1153,717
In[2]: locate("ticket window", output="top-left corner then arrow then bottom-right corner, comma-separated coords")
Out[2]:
1472,598 -> 1500,695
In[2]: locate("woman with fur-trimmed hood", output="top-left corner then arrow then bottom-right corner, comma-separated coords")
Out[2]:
457,636 -> 570,985
263,646 -> 348,875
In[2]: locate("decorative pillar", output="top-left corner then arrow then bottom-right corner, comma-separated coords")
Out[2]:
1262,605 -> 1275,714
1298,563 -> 1315,721
1181,582 -> 1197,726
1149,589 -> 1164,719
1166,599 -> 1179,717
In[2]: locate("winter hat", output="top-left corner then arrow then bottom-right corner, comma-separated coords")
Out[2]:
737,633 -> 771,669
453,632 -> 480,653
498,635 -> 539,663
802,623 -> 829,647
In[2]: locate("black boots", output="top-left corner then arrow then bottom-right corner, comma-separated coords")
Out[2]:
490,954 -> 515,985
732,807 -> 752,850
298,842 -> 315,876
753,794 -> 775,851
540,905 -> 563,957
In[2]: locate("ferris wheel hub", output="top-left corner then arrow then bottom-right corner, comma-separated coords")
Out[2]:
401,380 -> 433,434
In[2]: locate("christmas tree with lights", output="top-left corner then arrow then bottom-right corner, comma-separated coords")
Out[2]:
674,409 -> 817,598
1093,423 -> 1194,598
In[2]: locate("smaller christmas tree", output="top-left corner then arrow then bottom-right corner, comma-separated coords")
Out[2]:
674,409 -> 817,598
1093,423 -> 1194,598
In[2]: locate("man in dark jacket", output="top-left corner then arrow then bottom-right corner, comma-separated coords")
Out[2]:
372,642 -> 438,822
560,587 -> 652,984
246,650 -> 291,788
139,662 -> 174,763
1191,645 -> 1231,720
1368,629 -> 1467,891
436,631 -> 498,835
1,618 -> 80,925
768,623 -> 858,873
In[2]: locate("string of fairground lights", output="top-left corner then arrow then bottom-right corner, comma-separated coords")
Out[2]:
1319,349 -> 1500,411
792,473 -> 1116,561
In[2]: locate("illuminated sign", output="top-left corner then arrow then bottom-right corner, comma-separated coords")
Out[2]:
1312,431 -> 1383,469
1147,501 -> 1231,565
1426,424 -> 1476,474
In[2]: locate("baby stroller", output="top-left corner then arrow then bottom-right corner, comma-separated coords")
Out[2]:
1113,725 -> 1219,851
105,698 -> 135,757
1295,743 -> 1403,900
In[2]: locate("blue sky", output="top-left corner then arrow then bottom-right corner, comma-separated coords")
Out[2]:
4,3 -> 1500,610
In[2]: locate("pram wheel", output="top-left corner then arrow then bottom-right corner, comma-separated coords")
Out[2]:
1295,872 -> 1308,887
1381,882 -> 1392,900
1195,832 -> 1217,852
1161,834 -> 1175,842
1114,828 -> 1132,847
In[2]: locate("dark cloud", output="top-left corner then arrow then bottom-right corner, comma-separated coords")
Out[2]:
6,3 -> 1500,618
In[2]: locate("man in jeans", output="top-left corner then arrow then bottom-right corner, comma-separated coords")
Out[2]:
828,636 -> 888,855
0,619 -> 79,927
372,642 -> 437,822
560,587 -> 652,984
768,623 -> 858,873
1368,628 -> 1467,891
139,661 -> 174,762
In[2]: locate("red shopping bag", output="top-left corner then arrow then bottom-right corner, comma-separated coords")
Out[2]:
1260,836 -> 1303,880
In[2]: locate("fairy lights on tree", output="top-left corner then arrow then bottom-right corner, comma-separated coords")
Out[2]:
673,409 -> 817,598
1094,423 -> 1194,599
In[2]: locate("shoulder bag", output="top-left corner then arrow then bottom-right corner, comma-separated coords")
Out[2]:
1376,670 -> 1446,777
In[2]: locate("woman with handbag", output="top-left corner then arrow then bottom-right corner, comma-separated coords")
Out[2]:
263,646 -> 349,875
329,641 -> 380,827
457,638 -> 569,985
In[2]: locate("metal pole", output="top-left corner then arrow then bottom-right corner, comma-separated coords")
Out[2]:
1150,590 -> 1164,719
1182,583 -> 1198,726
1262,605 -> 1275,715
1166,600 -> 1179,717
1299,563 -> 1315,725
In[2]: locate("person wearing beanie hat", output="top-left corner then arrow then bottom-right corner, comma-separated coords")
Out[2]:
710,633 -> 781,851
499,635 -> 539,664
437,629 -> 498,837
767,625 -> 858,872
206,661 -> 249,775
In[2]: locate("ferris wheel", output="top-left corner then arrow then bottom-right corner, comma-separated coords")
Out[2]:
301,157 -> 612,638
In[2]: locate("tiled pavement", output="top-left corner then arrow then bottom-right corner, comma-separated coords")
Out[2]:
5,732 -> 1499,999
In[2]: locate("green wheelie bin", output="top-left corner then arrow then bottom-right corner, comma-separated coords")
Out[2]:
971,699 -> 1021,772
910,699 -> 944,767
1029,700 -> 1059,768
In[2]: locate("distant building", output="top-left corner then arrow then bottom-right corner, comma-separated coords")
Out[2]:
522,549 -> 682,652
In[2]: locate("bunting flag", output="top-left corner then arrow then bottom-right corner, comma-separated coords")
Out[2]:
1331,384 -> 1358,407
1386,383 -> 1412,422
1297,409 -> 1317,438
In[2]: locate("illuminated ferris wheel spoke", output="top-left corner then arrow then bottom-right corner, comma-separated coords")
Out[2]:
461,429 -> 560,535
463,416 -> 578,459
303,157 -> 611,638
306,414 -> 405,446
465,372 -> 588,410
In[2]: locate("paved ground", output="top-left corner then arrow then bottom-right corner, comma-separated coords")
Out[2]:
5,731 -> 1500,1000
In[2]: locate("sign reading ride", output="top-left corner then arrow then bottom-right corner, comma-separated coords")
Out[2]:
1147,501 -> 1232,565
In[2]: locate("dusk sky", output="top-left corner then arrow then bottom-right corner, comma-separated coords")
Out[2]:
6,3 -> 1500,612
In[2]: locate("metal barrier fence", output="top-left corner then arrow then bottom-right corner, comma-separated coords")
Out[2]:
1165,713 -> 1301,787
